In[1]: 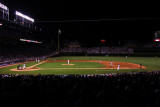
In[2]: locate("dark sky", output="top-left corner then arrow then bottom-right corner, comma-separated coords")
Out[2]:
1,0 -> 160,45
2,0 -> 160,21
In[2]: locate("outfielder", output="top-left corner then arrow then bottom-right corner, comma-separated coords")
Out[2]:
68,59 -> 69,64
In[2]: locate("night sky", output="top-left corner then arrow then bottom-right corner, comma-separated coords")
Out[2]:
1,0 -> 160,45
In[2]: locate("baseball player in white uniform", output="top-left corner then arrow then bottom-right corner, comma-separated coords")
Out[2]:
110,61 -> 113,67
68,59 -> 69,64
117,64 -> 120,70
23,64 -> 26,69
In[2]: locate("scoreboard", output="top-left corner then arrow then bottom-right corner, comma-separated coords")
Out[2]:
154,31 -> 160,42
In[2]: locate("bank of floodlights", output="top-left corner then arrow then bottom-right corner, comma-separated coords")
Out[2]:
0,2 -> 9,20
16,11 -> 34,22
15,11 -> 34,28
0,3 -> 8,10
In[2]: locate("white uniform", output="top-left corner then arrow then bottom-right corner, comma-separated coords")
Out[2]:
38,60 -> 40,63
68,60 -> 69,64
23,64 -> 26,69
110,61 -> 113,66
117,64 -> 120,70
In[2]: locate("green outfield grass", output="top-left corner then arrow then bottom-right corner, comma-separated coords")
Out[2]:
0,56 -> 160,75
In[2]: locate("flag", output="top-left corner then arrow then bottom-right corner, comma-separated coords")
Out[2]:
59,29 -> 61,34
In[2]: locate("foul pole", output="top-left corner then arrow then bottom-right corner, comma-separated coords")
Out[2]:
58,29 -> 61,53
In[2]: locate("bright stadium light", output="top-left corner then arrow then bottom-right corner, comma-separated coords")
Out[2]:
16,11 -> 34,22
0,3 -> 8,10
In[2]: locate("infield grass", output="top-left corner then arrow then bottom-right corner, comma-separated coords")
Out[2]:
36,62 -> 105,68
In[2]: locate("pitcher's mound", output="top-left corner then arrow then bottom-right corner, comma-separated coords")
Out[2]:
62,64 -> 75,66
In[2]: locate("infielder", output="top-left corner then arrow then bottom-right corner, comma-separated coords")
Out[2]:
140,63 -> 142,69
68,59 -> 69,64
110,61 -> 113,67
117,64 -> 120,70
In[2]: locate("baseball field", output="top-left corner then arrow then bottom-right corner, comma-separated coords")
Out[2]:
0,56 -> 160,75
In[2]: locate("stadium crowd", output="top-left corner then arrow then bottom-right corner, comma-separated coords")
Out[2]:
0,55 -> 46,67
0,43 -> 58,67
0,52 -> 58,67
0,71 -> 160,107
60,46 -> 134,54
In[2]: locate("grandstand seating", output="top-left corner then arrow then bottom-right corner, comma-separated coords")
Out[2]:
60,46 -> 134,55
0,71 -> 160,107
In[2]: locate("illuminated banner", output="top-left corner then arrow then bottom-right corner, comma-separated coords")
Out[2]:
16,11 -> 34,22
0,3 -> 8,10
20,39 -> 42,43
